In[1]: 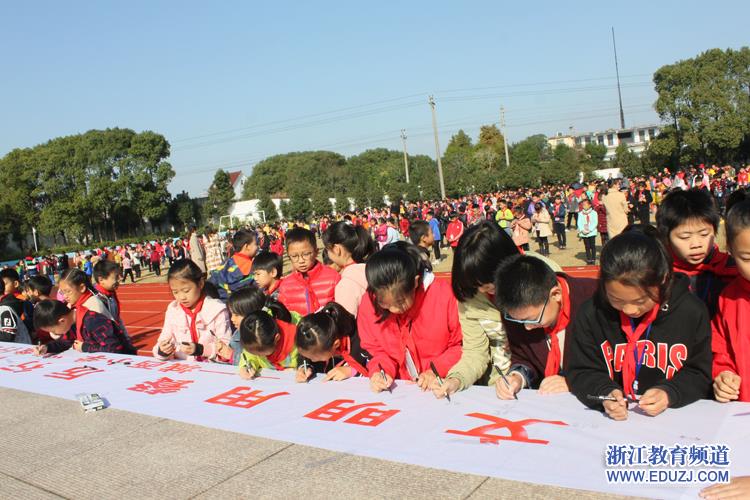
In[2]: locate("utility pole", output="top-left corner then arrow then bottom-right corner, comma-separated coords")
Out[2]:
400,129 -> 410,184
612,27 -> 626,129
428,95 -> 447,200
500,105 -> 510,168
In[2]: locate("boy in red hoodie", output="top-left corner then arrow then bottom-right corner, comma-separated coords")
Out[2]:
278,227 -> 340,315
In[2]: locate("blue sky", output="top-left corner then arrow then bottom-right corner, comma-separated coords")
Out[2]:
2,1 -> 748,196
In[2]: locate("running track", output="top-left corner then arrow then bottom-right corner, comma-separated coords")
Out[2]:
120,266 -> 599,356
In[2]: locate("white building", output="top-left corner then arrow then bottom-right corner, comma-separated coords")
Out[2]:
547,124 -> 661,161
227,171 -> 246,200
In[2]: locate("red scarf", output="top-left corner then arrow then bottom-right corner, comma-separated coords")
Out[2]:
94,284 -> 121,319
179,295 -> 206,361
336,336 -> 369,377
544,277 -> 570,377
232,252 -> 254,276
619,305 -> 660,399
672,245 -> 737,280
265,279 -> 281,296
267,320 -> 296,369
73,290 -> 94,342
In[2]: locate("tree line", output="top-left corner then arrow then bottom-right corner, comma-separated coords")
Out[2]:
2,47 -> 747,251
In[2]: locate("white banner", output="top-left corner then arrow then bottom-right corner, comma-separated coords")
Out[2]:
0,342 -> 747,499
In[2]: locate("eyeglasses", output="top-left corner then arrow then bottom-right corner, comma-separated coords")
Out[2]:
503,295 -> 549,325
288,251 -> 314,262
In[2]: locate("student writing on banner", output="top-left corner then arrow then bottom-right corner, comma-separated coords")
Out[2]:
237,309 -> 298,379
357,242 -> 462,393
567,226 -> 713,420
295,302 -> 370,382
154,260 -> 233,363
432,222 -> 560,399
492,254 -> 597,399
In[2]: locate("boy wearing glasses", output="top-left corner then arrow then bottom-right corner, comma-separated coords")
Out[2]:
492,254 -> 596,399
278,227 -> 340,315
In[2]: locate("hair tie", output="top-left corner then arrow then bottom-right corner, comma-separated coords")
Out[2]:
262,306 -> 273,318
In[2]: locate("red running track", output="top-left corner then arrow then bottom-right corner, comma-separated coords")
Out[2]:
121,266 -> 599,356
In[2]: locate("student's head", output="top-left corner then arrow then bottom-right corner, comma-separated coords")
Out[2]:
408,220 -> 433,248
656,188 -> 720,266
366,241 -> 428,318
452,221 -> 520,301
232,229 -> 259,257
494,255 -> 560,330
27,275 -> 53,303
296,302 -> 356,362
580,198 -> 591,210
251,252 -> 283,289
322,221 -> 376,267
285,227 -> 318,274
33,299 -> 74,339
598,227 -> 673,319
240,310 -> 280,357
725,188 -> 750,217
166,260 -> 205,309
93,260 -> 121,292
0,269 -> 21,295
226,284 -> 291,330
726,200 -> 750,282
59,269 -> 93,304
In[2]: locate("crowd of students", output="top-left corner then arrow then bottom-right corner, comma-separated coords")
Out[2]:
3,165 -> 750,497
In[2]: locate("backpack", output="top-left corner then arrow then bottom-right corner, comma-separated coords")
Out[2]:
0,304 -> 32,344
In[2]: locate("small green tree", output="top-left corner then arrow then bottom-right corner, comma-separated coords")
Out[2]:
285,188 -> 312,221
310,189 -> 333,217
257,192 -> 279,222
204,169 -> 236,222
612,144 -> 644,178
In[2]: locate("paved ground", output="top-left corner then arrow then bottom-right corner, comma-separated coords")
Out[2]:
0,387 -> 641,499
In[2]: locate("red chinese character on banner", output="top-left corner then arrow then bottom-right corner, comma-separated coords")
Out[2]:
128,360 -> 168,370
128,377 -> 194,395
158,363 -> 202,374
75,354 -> 109,363
45,366 -> 104,381
445,413 -> 568,445
0,346 -> 22,354
13,348 -> 36,356
0,360 -> 48,373
205,386 -> 289,409
304,399 -> 400,427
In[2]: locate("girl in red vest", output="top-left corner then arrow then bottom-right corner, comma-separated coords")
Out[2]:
295,302 -> 369,382
358,242 -> 463,393
712,197 -> 750,403
32,299 -> 135,355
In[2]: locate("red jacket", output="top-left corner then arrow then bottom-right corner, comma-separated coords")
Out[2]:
445,220 -> 465,247
711,276 -> 750,401
357,278 -> 462,379
278,261 -> 341,315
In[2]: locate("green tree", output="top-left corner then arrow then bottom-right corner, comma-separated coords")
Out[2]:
612,144 -> 644,178
203,169 -> 235,223
257,192 -> 279,222
310,189 -> 333,217
653,47 -> 750,165
285,187 -> 312,221
168,191 -> 199,231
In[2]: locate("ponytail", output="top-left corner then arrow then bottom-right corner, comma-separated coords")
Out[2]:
296,302 -> 356,353
227,285 -> 291,323
240,311 -> 279,349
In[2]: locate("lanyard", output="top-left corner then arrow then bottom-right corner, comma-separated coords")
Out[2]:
631,318 -> 654,393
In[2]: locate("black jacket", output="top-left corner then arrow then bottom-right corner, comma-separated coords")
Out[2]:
567,273 -> 712,410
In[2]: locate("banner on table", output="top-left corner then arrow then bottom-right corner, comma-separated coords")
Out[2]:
0,342 -> 747,499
